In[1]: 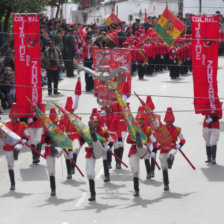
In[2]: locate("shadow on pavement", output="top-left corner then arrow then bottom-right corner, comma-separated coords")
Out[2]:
0,191 -> 32,199
20,164 -> 48,181
110,169 -> 132,182
141,179 -> 163,187
61,179 -> 86,187
201,165 -> 224,182
37,197 -> 76,207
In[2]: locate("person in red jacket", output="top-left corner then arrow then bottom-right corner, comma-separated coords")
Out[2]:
59,96 -> 82,179
3,103 -> 30,190
126,111 -> 157,197
144,37 -> 155,76
27,102 -> 46,164
203,105 -> 222,164
159,107 -> 186,191
42,107 -> 63,196
85,113 -> 113,201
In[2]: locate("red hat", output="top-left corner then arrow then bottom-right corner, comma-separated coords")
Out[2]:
122,41 -> 129,46
138,40 -> 144,47
164,107 -> 175,123
40,102 -> 46,114
65,96 -> 74,112
146,96 -> 155,110
9,103 -> 19,119
91,108 -> 98,116
49,108 -> 58,123
135,106 -> 145,120
74,77 -> 81,96
90,114 -> 100,122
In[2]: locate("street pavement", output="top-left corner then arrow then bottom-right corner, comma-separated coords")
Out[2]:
1,58 -> 224,224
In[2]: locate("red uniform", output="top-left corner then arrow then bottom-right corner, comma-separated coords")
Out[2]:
160,125 -> 186,154
203,110 -> 222,129
4,121 -> 29,151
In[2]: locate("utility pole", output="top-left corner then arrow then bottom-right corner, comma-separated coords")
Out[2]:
199,0 -> 202,13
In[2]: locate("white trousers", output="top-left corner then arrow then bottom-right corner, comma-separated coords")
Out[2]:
86,157 -> 96,180
203,127 -> 220,146
64,139 -> 81,159
5,151 -> 14,170
159,149 -> 177,170
129,153 -> 140,178
46,156 -> 55,176
113,131 -> 127,149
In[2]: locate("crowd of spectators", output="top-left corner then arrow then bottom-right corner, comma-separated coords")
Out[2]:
1,11 -> 224,113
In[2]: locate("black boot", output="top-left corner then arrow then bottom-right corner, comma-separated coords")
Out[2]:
65,159 -> 72,179
71,154 -> 77,174
116,147 -> 124,169
50,176 -> 56,196
136,132 -> 143,148
31,144 -> 36,164
150,159 -> 155,178
88,121 -> 97,142
114,148 -> 120,169
103,160 -> 110,182
107,151 -> 112,169
211,145 -> 217,164
9,170 -> 15,190
167,154 -> 175,169
35,143 -> 42,164
163,170 -> 169,191
205,146 -> 212,163
144,159 -> 151,179
133,177 -> 139,197
88,179 -> 96,201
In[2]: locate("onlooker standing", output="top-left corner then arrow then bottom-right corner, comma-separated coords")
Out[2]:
63,27 -> 76,77
44,41 -> 62,95
118,22 -> 127,48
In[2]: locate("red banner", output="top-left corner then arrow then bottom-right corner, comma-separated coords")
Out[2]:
191,15 -> 221,114
14,14 -> 42,117
93,49 -> 131,103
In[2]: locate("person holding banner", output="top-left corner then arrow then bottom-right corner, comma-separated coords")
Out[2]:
3,103 -> 30,190
159,107 -> 186,191
126,111 -> 157,197
42,108 -> 63,196
59,97 -> 82,179
86,114 -> 113,201
44,41 -> 62,95
203,107 -> 222,165
27,102 -> 46,164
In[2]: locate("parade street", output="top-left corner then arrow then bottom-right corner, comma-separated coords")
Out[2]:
1,57 -> 224,224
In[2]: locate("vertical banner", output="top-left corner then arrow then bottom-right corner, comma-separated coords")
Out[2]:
93,49 -> 131,102
14,14 -> 42,117
191,15 -> 220,114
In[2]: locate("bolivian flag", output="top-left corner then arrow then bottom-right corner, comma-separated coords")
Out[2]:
154,8 -> 186,47
104,13 -> 121,25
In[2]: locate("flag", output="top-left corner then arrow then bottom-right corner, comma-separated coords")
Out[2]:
114,90 -> 147,144
154,8 -> 186,47
134,92 -> 172,151
13,14 -> 42,117
52,101 -> 106,146
103,13 -> 121,25
191,15 -> 221,114
26,97 -> 72,149
0,122 -> 21,146
144,9 -> 147,23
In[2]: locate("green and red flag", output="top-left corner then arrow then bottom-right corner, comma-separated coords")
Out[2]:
134,92 -> 172,151
114,90 -> 147,144
51,101 -> 106,146
26,97 -> 72,149
154,8 -> 186,47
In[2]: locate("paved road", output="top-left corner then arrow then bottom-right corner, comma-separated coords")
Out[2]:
1,59 -> 224,224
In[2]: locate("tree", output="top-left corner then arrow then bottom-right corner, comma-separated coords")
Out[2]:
48,0 -> 80,18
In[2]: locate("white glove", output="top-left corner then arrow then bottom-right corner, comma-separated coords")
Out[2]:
100,110 -> 106,117
161,56 -> 164,59
68,151 -> 73,159
27,118 -> 33,124
14,144 -> 23,151
21,139 -> 27,145
117,141 -> 123,148
146,62 -> 149,65
206,117 -> 213,124
151,152 -> 156,159
176,144 -> 181,150
104,144 -> 110,152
